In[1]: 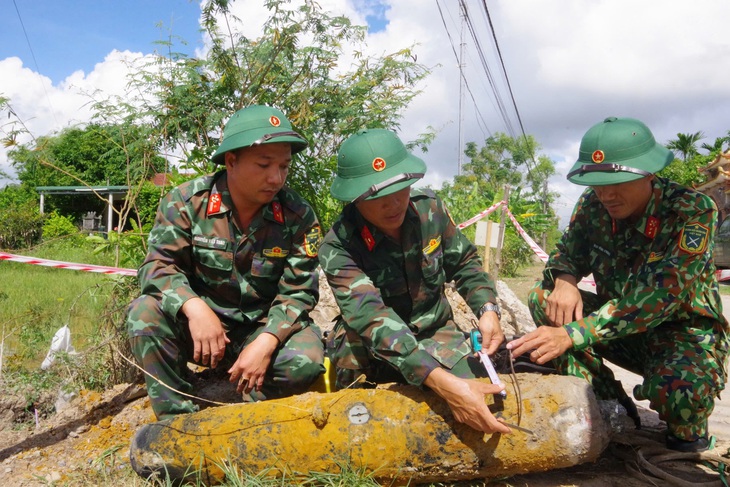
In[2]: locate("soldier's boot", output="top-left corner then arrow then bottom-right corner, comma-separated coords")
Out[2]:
666,434 -> 713,452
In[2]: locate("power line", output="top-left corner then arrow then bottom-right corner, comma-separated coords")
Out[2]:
459,0 -> 516,138
12,0 -> 60,128
460,0 -> 538,178
478,0 -> 536,174
435,0 -> 492,141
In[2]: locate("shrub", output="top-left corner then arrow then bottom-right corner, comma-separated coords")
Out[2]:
0,202 -> 44,249
42,211 -> 79,239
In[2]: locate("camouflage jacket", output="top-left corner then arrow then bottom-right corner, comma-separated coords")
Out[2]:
319,189 -> 498,385
137,170 -> 322,342
547,177 -> 729,354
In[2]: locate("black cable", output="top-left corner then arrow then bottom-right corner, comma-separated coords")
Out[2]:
11,0 -> 60,127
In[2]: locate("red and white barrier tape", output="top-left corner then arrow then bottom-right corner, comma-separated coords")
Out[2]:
456,201 -> 596,287
4,205 -> 728,285
456,201 -> 504,229
502,206 -> 550,263
0,251 -> 136,277
717,269 -> 730,282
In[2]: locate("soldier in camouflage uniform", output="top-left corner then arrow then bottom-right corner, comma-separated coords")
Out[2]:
319,129 -> 511,435
126,105 -> 325,420
508,117 -> 730,452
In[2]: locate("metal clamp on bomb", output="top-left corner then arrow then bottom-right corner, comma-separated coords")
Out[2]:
470,329 -> 507,398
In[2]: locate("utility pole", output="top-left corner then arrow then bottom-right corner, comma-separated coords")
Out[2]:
457,1 -> 466,176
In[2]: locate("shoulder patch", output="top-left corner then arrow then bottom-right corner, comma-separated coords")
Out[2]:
304,225 -> 321,257
678,222 -> 709,254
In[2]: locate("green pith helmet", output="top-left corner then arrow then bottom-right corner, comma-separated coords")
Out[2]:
211,105 -> 308,164
331,129 -> 427,203
567,117 -> 674,186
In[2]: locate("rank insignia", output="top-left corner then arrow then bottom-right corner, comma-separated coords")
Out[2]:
263,246 -> 289,258
361,225 -> 375,251
679,222 -> 709,254
207,193 -> 222,215
304,225 -> 322,258
592,150 -> 605,163
271,201 -> 284,223
645,216 -> 659,239
422,236 -> 442,255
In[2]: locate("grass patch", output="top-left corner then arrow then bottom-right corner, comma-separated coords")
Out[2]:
1,235 -> 138,417
0,239 -> 118,366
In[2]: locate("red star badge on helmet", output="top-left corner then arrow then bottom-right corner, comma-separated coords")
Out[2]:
592,150 -> 605,163
269,115 -> 281,127
372,157 -> 386,172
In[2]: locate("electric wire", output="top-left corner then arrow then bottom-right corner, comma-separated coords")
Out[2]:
11,0 -> 60,127
479,0 -> 538,176
435,0 -> 492,140
458,0 -> 516,139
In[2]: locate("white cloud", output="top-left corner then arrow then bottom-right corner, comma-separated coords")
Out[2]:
3,0 -> 730,230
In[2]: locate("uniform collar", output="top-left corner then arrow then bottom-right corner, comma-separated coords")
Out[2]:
207,171 -> 285,226
349,199 -> 418,251
206,171 -> 233,216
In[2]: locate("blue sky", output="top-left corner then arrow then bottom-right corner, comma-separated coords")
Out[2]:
2,0 -> 202,85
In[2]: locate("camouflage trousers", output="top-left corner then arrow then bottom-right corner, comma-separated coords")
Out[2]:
528,283 -> 726,441
127,295 -> 325,420
327,318 -> 486,390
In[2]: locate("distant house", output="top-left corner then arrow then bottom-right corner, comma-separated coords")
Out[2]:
151,173 -> 170,187
696,150 -> 730,224
35,173 -> 173,233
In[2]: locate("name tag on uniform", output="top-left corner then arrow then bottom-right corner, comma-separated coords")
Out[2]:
193,235 -> 228,250
592,243 -> 611,257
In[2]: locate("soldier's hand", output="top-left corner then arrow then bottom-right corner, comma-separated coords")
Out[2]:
546,275 -> 583,326
182,297 -> 230,368
424,368 -> 511,435
477,310 -> 504,355
506,326 -> 572,364
228,332 -> 279,394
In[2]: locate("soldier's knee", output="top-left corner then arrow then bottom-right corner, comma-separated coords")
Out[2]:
126,295 -> 170,336
639,375 -> 715,422
299,360 -> 326,384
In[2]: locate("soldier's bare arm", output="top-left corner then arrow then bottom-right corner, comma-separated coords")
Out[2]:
545,274 -> 583,326
424,368 -> 511,434
181,297 -> 229,368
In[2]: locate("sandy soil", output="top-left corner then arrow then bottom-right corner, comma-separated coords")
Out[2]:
0,273 -> 728,486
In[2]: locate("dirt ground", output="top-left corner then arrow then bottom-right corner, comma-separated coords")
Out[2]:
0,269 -> 728,486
